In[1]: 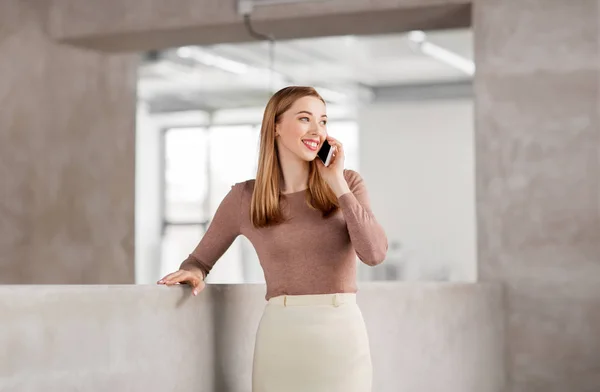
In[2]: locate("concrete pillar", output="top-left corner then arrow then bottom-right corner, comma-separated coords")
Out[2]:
474,1 -> 600,390
0,1 -> 137,283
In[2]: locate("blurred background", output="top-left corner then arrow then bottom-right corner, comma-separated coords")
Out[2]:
135,28 -> 477,285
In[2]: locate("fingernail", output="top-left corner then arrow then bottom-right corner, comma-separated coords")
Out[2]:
193,290 -> 197,296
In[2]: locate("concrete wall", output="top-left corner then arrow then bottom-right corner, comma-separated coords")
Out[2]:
0,285 -> 213,391
0,1 -> 136,283
358,99 -> 476,283
0,283 -> 505,392
474,1 -> 600,391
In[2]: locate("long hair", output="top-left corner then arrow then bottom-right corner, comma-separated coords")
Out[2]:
250,86 -> 339,228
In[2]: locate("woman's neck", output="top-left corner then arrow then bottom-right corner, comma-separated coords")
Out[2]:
278,149 -> 310,194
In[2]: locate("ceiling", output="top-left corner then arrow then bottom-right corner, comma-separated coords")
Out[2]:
138,28 -> 473,113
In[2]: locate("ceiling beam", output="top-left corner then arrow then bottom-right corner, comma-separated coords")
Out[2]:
48,0 -> 471,52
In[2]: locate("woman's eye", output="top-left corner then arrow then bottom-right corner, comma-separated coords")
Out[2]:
320,121 -> 327,126
299,117 -> 309,122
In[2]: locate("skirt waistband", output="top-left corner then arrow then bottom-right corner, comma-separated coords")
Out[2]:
268,293 -> 356,307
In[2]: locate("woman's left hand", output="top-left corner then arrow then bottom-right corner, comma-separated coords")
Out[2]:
316,136 -> 350,196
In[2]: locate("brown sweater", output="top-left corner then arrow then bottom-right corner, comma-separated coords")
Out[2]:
180,169 -> 388,300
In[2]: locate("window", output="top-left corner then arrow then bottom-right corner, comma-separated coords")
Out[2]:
160,127 -> 209,277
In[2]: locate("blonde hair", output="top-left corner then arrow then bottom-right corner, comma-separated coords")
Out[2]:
250,86 -> 339,228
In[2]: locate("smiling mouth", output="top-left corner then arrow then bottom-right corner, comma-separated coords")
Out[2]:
302,140 -> 319,151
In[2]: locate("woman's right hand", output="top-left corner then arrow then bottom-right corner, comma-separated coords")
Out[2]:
157,268 -> 205,296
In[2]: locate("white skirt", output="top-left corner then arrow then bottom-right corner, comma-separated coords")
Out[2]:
252,293 -> 372,392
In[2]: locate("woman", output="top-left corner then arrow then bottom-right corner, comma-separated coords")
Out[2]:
158,86 -> 388,392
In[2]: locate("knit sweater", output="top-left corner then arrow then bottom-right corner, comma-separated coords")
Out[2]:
180,169 -> 388,300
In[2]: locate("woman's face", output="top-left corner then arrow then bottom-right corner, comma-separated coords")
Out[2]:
275,96 -> 327,164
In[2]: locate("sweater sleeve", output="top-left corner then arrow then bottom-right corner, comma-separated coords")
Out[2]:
179,182 -> 244,279
337,170 -> 388,266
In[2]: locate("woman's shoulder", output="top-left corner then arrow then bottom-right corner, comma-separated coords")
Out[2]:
230,179 -> 256,199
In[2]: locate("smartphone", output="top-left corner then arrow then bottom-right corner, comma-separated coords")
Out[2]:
317,141 -> 334,166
